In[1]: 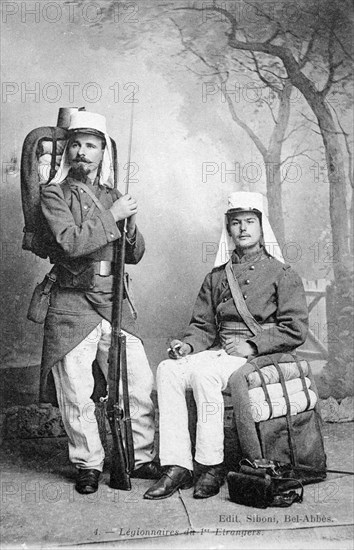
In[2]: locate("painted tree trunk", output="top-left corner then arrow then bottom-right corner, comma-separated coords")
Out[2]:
264,86 -> 292,249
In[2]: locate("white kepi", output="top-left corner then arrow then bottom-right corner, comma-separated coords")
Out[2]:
52,111 -> 115,188
214,191 -> 284,266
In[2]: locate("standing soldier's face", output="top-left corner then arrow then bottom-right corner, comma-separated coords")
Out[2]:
67,132 -> 105,179
227,211 -> 262,251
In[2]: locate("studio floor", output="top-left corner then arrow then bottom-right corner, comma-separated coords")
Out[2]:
0,422 -> 353,550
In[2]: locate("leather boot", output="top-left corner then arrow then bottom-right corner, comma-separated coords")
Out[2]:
193,464 -> 225,499
75,469 -> 101,494
131,461 -> 163,480
144,465 -> 193,500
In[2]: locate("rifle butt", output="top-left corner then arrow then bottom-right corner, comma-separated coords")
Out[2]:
109,461 -> 132,491
107,412 -> 132,491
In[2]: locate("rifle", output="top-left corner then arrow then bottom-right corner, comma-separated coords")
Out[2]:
105,103 -> 135,490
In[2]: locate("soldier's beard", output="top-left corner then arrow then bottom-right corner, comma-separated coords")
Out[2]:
68,162 -> 92,182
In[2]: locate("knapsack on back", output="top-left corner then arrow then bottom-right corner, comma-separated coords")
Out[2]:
20,125 -> 68,259
20,107 -> 119,260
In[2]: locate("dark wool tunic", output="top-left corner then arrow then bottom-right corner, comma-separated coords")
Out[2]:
38,177 -> 145,403
182,249 -> 308,356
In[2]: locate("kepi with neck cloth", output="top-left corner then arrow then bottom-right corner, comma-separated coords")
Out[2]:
214,191 -> 284,267
51,110 -> 115,188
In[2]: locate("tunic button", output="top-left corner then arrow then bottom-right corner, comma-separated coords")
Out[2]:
110,233 -> 115,238
80,189 -> 84,193
245,279 -> 250,285
83,205 -> 88,210
243,294 -> 247,299
250,265 -> 255,270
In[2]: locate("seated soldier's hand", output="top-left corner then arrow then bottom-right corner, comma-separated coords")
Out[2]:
224,338 -> 256,358
168,339 -> 192,360
110,194 -> 138,222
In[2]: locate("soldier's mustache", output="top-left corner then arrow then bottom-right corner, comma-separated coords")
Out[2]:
73,156 -> 90,163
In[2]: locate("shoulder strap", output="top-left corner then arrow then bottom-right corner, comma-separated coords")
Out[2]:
72,181 -> 106,212
225,260 -> 263,337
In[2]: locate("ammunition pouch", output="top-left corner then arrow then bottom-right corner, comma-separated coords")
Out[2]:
27,269 -> 57,324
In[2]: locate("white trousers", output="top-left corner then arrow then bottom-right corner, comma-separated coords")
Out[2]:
52,319 -> 156,471
157,349 -> 247,471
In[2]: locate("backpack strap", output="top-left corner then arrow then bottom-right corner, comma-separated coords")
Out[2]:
294,357 -> 311,411
225,259 -> 263,336
250,360 -> 273,420
48,128 -> 58,182
272,356 -> 298,467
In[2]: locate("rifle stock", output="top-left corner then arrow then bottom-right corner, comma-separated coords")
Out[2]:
105,101 -> 136,491
107,329 -> 131,490
106,226 -> 134,491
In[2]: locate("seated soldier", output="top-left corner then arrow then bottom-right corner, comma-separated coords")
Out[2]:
144,191 -> 308,500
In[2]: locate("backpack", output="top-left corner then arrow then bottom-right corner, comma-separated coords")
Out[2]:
20,126 -> 68,259
225,353 -> 327,508
20,109 -> 119,260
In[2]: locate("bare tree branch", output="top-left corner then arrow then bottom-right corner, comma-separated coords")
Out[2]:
321,30 -> 336,97
220,83 -> 267,157
283,122 -> 308,141
281,149 -> 318,165
298,109 -> 346,135
261,98 -> 278,125
169,16 -> 267,157
332,73 -> 352,85
298,111 -> 318,126
250,51 -> 280,92
330,105 -> 354,188
295,5 -> 354,62
308,8 -> 354,62
260,67 -> 288,81
299,25 -> 319,69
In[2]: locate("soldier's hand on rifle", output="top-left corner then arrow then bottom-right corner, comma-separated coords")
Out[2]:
167,339 -> 192,360
223,338 -> 256,358
110,194 -> 138,222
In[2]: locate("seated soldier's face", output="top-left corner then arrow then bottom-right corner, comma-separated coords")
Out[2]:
227,211 -> 262,251
67,132 -> 105,179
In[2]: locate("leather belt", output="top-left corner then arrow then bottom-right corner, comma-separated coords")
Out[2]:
220,321 -> 276,331
218,321 -> 277,347
97,260 -> 114,277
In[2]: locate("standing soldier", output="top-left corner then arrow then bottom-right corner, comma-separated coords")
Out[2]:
144,192 -> 308,500
37,111 -> 160,494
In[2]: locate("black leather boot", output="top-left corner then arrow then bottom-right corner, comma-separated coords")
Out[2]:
144,465 -> 193,500
193,464 -> 225,499
75,469 -> 101,494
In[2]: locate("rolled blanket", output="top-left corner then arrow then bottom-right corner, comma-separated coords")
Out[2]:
247,360 -> 309,389
38,154 -> 62,165
38,163 -> 60,183
38,154 -> 61,183
249,388 -> 317,422
248,377 -> 311,403
38,153 -> 52,165
37,140 -> 65,156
